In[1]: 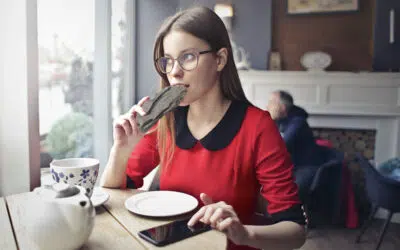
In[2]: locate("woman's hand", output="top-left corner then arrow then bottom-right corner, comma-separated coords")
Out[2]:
112,96 -> 149,150
188,193 -> 251,246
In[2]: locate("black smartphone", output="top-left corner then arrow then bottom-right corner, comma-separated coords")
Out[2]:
138,218 -> 212,246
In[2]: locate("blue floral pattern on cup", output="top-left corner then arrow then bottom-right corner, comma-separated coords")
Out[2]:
80,169 -> 90,179
51,168 -> 60,183
51,168 -> 98,197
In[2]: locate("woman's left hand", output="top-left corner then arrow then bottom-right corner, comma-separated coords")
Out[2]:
187,193 -> 250,246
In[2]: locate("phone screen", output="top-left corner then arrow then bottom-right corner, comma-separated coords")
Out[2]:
138,218 -> 212,246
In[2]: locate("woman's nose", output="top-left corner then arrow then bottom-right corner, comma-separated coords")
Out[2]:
169,60 -> 184,77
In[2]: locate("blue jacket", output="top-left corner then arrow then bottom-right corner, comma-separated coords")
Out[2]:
276,106 -> 324,168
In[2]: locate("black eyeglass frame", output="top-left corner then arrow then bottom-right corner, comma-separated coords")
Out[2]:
155,49 -> 214,74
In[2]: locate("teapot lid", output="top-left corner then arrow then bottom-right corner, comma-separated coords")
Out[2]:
36,183 -> 81,199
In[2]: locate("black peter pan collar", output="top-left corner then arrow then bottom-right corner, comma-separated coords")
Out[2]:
174,101 -> 248,151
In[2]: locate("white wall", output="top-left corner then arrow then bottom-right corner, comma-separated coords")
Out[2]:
0,0 -> 40,196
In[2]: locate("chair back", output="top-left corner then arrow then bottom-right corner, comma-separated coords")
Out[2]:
309,146 -> 344,192
356,153 -> 400,212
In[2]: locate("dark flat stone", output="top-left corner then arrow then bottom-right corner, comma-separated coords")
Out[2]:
136,85 -> 187,133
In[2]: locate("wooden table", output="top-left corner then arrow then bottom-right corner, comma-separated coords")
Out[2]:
1,188 -> 227,250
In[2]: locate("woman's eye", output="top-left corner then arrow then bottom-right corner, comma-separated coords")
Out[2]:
182,53 -> 195,61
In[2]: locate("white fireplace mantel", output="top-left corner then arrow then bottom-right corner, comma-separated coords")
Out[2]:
239,70 -> 400,222
238,70 -> 400,165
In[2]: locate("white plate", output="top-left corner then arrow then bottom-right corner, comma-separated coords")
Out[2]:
125,191 -> 198,217
91,187 -> 110,207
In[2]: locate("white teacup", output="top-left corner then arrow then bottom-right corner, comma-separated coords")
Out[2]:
50,158 -> 100,197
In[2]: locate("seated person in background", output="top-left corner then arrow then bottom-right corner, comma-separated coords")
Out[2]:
267,90 -> 324,200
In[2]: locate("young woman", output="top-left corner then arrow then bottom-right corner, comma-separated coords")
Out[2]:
100,6 -> 306,250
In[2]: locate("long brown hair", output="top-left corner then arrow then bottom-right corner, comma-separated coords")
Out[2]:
153,6 -> 251,168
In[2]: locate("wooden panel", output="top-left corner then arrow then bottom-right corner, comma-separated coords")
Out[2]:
271,0 -> 375,71
103,188 -> 227,250
328,85 -> 399,106
6,192 -> 145,250
254,84 -> 318,105
0,197 -> 17,250
239,70 -> 400,116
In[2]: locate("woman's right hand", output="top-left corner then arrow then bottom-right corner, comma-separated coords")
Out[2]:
112,96 -> 150,150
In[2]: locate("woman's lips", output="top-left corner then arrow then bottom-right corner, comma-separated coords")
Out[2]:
172,83 -> 189,88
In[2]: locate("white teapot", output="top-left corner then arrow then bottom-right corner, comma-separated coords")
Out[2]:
26,183 -> 95,250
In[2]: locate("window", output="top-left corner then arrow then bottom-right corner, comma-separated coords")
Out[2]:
38,0 -> 134,185
38,0 -> 95,172
112,0 -> 135,118
112,0 -> 127,119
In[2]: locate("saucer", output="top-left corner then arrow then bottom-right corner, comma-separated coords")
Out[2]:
90,187 -> 110,207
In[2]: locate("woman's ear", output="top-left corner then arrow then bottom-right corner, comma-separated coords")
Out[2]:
216,48 -> 228,72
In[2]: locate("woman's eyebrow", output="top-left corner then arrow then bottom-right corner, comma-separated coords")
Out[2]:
164,48 -> 196,57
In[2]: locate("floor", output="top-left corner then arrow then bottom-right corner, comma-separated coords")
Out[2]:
300,220 -> 400,250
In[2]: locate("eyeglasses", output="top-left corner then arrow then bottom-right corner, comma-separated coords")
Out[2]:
155,49 -> 214,74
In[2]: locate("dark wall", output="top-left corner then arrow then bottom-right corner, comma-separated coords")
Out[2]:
180,0 -> 272,70
271,0 -> 375,71
232,0 -> 272,70
135,0 -> 272,101
136,0 -> 180,101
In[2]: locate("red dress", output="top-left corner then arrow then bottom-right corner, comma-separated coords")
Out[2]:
126,101 -> 305,250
